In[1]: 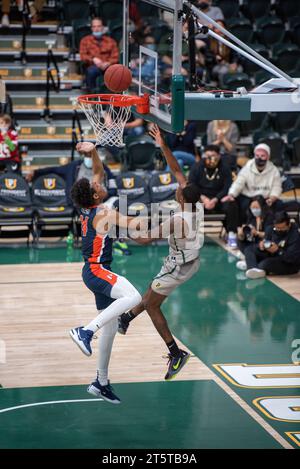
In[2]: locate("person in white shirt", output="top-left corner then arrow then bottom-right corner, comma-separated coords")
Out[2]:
222,144 -> 283,224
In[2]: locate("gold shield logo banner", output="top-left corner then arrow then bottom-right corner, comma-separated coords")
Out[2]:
4,178 -> 17,190
159,173 -> 171,185
44,178 -> 56,190
122,178 -> 134,189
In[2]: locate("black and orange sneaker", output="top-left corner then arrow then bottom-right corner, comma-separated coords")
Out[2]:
165,350 -> 190,381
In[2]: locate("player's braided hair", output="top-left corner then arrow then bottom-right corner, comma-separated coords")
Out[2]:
71,178 -> 95,208
182,183 -> 201,207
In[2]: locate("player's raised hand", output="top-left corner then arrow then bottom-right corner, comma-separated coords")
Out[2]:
76,141 -> 95,154
149,124 -> 165,147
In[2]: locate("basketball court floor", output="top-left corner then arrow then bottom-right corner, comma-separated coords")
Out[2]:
0,238 -> 299,449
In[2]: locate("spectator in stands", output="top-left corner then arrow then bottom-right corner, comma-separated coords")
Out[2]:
26,151 -> 117,207
188,144 -> 239,248
166,120 -> 199,169
209,20 -> 242,86
124,116 -> 145,138
236,195 -> 274,268
0,113 -> 20,172
207,119 -> 240,169
222,144 -> 283,224
242,211 -> 300,279
1,1 -> 45,26
79,17 -> 119,92
194,0 -> 224,23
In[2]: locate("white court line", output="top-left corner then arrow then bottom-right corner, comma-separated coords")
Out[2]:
0,399 -> 103,414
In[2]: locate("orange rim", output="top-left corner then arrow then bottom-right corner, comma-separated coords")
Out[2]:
77,93 -> 149,108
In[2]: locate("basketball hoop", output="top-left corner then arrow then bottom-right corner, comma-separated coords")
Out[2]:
77,93 -> 149,147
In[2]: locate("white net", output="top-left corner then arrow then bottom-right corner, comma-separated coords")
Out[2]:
78,95 -> 132,147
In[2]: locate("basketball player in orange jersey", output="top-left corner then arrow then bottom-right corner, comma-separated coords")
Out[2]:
69,141 -> 142,404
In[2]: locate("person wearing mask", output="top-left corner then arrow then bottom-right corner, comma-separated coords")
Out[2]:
243,211 -> 300,279
0,113 -> 20,172
188,144 -> 239,248
26,150 -> 117,208
79,17 -> 119,91
222,144 -> 283,224
236,195 -> 274,271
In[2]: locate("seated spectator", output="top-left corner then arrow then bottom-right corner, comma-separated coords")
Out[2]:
236,195 -> 274,268
188,144 -> 239,248
2,1 -> 46,26
166,120 -> 199,169
79,17 -> 119,92
26,149 -> 117,208
207,119 -> 239,169
0,113 -> 20,173
222,144 -> 283,224
209,20 -> 242,87
242,211 -> 300,279
124,116 -> 145,138
195,0 -> 224,23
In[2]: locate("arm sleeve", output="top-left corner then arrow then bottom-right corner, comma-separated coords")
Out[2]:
228,166 -> 247,197
108,39 -> 119,65
270,168 -> 282,198
216,164 -> 232,200
80,37 -> 92,66
279,232 -> 300,264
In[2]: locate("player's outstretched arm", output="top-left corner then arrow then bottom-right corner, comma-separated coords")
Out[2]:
149,124 -> 187,188
76,141 -> 104,184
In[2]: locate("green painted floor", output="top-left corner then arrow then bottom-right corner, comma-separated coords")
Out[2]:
0,239 -> 299,448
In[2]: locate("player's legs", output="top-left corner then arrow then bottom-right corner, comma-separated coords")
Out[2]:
84,274 -> 141,333
70,264 -> 141,356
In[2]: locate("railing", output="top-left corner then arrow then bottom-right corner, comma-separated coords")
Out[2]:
20,0 -> 31,65
71,109 -> 84,160
42,45 -> 61,121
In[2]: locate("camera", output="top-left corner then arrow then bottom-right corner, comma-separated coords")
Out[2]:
243,225 -> 253,242
263,240 -> 272,249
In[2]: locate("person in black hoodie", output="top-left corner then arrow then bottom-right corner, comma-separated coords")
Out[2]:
243,211 -> 300,279
188,144 -> 239,248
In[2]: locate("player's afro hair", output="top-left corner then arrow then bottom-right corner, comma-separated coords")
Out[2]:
71,178 -> 95,208
182,183 -> 201,206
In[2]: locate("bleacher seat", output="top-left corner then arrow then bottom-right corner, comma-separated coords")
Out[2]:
223,72 -> 252,91
275,0 -> 300,21
239,112 -> 270,137
122,135 -> 157,171
242,0 -> 271,20
61,0 -> 91,25
149,171 -> 179,217
213,0 -> 240,19
256,16 -> 286,46
227,17 -> 254,44
71,19 -> 91,54
97,0 -> 123,22
271,112 -> 300,135
0,173 -> 33,240
116,172 -> 151,216
242,44 -> 270,75
254,70 -> 272,86
32,174 -> 75,244
272,43 -> 300,74
287,130 -> 300,166
289,17 -> 300,48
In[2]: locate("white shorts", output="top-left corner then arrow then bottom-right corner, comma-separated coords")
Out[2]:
151,256 -> 200,297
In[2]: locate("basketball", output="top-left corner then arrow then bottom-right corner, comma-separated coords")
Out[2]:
104,64 -> 132,92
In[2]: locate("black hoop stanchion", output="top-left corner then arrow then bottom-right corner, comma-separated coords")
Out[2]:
42,46 -> 61,121
71,109 -> 84,161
